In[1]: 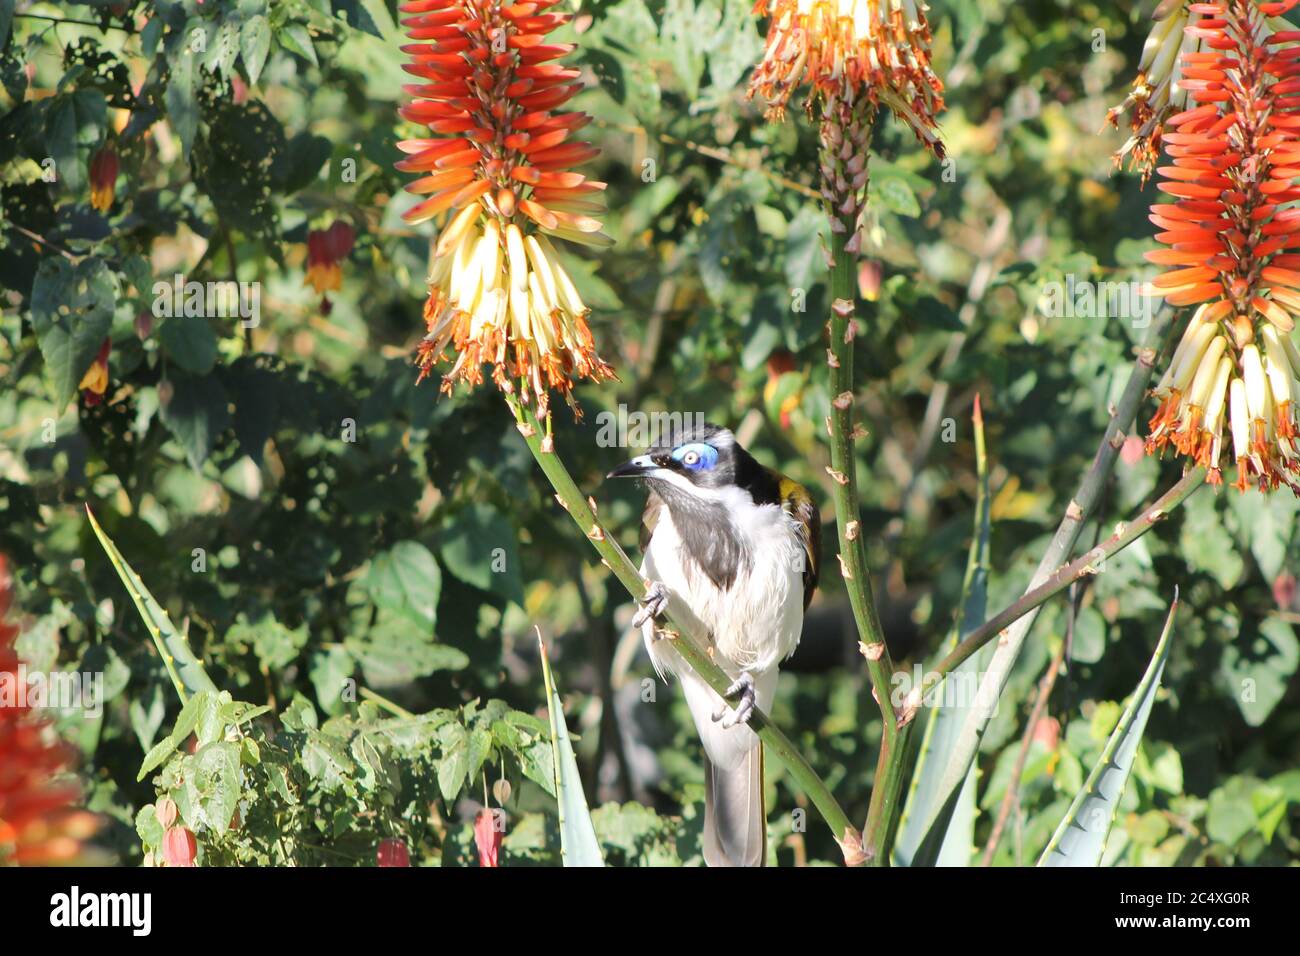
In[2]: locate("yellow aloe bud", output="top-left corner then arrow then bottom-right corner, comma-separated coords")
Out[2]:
435,203 -> 482,259
1278,329 -> 1300,379
1187,335 -> 1227,409
1164,322 -> 1219,395
523,235 -> 559,311
505,224 -> 528,292
1242,344 -> 1268,421
1203,356 -> 1233,435
1230,377 -> 1250,462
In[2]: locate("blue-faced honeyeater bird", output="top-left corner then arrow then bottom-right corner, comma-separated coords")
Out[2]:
607,423 -> 820,867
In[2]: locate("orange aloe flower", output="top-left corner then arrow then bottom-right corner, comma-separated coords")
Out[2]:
396,0 -> 615,419
1144,0 -> 1300,493
748,0 -> 946,157
89,143 -> 119,213
1108,0 -> 1297,179
0,556 -> 99,864
1107,1 -> 1197,180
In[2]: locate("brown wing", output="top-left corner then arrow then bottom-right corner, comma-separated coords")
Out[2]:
639,490 -> 664,554
777,477 -> 821,609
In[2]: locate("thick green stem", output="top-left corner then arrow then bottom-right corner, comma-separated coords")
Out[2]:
863,719 -> 913,862
827,228 -> 905,864
509,400 -> 865,863
827,231 -> 899,720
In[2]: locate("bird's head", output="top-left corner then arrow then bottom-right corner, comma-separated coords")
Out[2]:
605,422 -> 745,496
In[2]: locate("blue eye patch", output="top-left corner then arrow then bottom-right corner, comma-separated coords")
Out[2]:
671,442 -> 718,471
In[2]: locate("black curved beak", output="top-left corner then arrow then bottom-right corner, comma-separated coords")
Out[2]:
606,454 -> 660,480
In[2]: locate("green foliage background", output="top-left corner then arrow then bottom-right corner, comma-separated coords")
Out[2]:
1,0 -> 1297,865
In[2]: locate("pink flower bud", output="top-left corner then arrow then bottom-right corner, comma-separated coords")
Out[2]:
155,796 -> 178,830
474,808 -> 502,867
377,837 -> 411,867
162,826 -> 197,867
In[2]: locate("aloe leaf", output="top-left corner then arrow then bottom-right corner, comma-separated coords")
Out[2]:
1039,591 -> 1179,867
894,398 -> 990,867
86,505 -> 217,703
538,632 -> 604,867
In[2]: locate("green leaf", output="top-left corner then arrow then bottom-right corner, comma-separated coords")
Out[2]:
364,540 -> 441,626
346,615 -> 468,688
309,646 -> 356,717
191,741 -> 241,831
330,0 -> 383,37
705,0 -> 762,91
135,805 -> 164,849
301,731 -> 355,791
136,689 -> 216,781
86,506 -> 217,705
281,132 -> 332,195
1070,606 -> 1107,664
439,504 -> 523,605
1206,776 -> 1257,847
30,257 -> 116,412
436,721 -> 470,802
159,372 -> 231,470
1180,492 -> 1244,589
228,612 -> 309,671
872,175 -> 921,218
195,100 -> 286,239
240,14 -> 272,85
784,205 -> 826,294
1251,783 -> 1287,844
165,46 -> 200,158
128,682 -> 167,753
1039,594 -> 1178,867
277,22 -> 318,67
138,736 -> 180,782
659,0 -> 716,100
0,0 -> 13,48
1220,617 -> 1299,727
43,89 -> 105,194
204,19 -> 241,78
159,316 -> 218,375
539,634 -> 604,867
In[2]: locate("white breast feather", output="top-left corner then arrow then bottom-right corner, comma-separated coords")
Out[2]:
640,486 -> 805,679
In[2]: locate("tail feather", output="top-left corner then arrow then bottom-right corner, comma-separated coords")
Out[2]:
702,746 -> 766,867
680,668 -> 777,867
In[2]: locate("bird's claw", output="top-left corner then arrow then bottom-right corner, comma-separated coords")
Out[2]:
712,672 -> 756,729
632,581 -> 669,629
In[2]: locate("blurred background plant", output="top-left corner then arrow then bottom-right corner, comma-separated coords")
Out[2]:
0,0 -> 1297,865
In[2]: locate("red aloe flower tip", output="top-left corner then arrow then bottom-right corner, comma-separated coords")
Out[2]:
396,0 -> 615,420
1144,0 -> 1300,494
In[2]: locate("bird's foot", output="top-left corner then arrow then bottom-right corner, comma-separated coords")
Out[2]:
712,672 -> 757,729
632,580 -> 670,629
